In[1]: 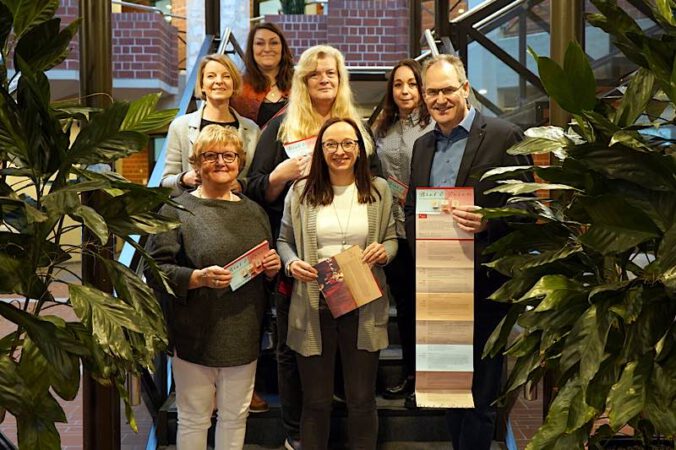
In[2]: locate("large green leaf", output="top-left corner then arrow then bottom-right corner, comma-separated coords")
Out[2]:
614,68 -> 656,127
644,361 -> 676,435
609,286 -> 644,325
17,414 -> 62,450
606,357 -> 651,431
0,303 -> 81,399
559,304 -> 611,383
530,49 -> 576,115
563,41 -> 598,113
72,205 -> 109,245
120,93 -> 178,134
0,2 -> 11,51
526,380 -> 588,450
69,284 -> 145,360
0,86 -> 30,163
506,136 -> 567,157
480,165 -> 535,181
483,305 -> 525,358
0,356 -> 32,416
577,195 -> 661,254
485,181 -> 580,196
14,17 -> 80,73
2,0 -> 58,38
518,275 -> 585,306
65,102 -> 148,167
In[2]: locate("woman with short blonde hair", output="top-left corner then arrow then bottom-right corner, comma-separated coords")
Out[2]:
161,53 -> 261,196
147,124 -> 281,450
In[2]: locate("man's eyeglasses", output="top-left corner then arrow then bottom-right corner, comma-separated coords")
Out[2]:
424,82 -> 466,99
322,139 -> 358,153
200,151 -> 239,164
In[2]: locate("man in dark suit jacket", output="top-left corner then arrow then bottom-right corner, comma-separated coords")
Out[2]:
404,54 -> 533,450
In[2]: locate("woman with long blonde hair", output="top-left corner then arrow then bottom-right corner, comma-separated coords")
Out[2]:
245,45 -> 381,450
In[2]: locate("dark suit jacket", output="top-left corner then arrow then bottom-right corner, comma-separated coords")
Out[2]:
404,111 -> 533,320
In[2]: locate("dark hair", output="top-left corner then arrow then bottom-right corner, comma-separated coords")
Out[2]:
373,59 -> 430,138
243,22 -> 294,93
300,118 -> 380,207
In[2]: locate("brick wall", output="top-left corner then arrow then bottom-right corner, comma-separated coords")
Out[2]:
55,0 -> 178,87
266,14 -> 328,57
267,0 -> 409,65
121,148 -> 150,185
172,0 -> 187,69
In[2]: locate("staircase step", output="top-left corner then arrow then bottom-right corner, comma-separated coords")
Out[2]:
158,392 -> 451,446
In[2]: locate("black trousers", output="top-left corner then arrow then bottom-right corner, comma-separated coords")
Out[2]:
296,302 -> 380,450
384,238 -> 415,378
445,312 -> 505,450
275,282 -> 302,441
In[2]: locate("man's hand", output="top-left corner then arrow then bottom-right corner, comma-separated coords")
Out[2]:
451,205 -> 487,234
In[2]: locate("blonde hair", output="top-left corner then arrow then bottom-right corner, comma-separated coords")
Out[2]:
194,54 -> 242,100
279,45 -> 374,155
421,54 -> 468,85
189,125 -> 246,172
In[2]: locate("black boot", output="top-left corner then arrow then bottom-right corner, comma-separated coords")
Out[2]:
382,376 -> 414,399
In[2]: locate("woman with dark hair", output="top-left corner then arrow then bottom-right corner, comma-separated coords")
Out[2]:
277,118 -> 397,450
372,59 -> 434,404
231,22 -> 294,127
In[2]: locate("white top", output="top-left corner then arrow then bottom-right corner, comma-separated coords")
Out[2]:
316,183 -> 368,261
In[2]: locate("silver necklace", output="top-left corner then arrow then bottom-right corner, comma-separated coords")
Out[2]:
332,183 -> 356,250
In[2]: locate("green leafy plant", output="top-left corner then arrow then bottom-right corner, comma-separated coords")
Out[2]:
280,0 -> 306,15
0,1 -> 179,448
482,0 -> 675,448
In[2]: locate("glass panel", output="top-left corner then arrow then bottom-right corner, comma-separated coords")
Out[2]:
467,43 -> 547,127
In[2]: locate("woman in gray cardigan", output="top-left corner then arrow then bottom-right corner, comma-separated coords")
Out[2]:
161,53 -> 261,196
277,118 -> 397,450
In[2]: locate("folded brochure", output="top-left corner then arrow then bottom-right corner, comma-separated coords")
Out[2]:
224,240 -> 269,291
314,245 -> 382,318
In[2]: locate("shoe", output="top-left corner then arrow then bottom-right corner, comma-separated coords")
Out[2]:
382,376 -> 415,399
249,391 -> 269,413
284,437 -> 302,450
404,392 -> 417,409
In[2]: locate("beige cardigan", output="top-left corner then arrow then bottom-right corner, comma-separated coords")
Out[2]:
160,105 -> 261,196
277,177 -> 398,357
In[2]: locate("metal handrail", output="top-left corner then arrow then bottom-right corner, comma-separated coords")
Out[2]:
111,0 -> 186,20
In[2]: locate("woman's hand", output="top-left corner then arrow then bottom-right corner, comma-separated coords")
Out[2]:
289,260 -> 318,283
271,155 -> 310,183
362,242 -> 388,267
195,265 -> 232,289
182,169 -> 201,188
262,249 -> 282,278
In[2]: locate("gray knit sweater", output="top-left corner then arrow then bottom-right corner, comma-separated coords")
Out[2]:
146,192 -> 272,367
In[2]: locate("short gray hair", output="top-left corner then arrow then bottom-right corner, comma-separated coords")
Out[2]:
422,54 -> 468,85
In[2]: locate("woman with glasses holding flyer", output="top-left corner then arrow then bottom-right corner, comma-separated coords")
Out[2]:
245,44 -> 381,450
372,59 -> 434,405
277,118 -> 397,450
146,125 -> 281,450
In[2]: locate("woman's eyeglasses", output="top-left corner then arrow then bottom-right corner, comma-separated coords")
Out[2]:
322,139 -> 358,153
200,151 -> 239,164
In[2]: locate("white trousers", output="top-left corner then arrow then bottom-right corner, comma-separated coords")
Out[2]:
172,356 -> 256,450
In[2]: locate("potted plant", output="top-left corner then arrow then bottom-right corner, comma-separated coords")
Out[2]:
0,1 -> 179,448
482,0 -> 675,448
